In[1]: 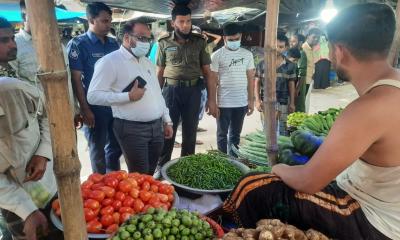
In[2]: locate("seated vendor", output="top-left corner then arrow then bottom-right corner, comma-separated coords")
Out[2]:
223,3 -> 399,240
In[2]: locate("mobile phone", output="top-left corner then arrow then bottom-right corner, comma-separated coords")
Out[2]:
122,76 -> 147,92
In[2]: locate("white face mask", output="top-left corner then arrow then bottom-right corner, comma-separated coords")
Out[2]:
226,40 -> 241,51
131,41 -> 151,57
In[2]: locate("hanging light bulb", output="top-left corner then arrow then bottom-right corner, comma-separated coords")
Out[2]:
320,0 -> 337,23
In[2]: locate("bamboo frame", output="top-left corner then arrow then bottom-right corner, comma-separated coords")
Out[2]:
263,0 -> 280,166
388,0 -> 400,66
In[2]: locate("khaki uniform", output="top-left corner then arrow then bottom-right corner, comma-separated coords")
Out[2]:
157,32 -> 211,165
157,32 -> 211,81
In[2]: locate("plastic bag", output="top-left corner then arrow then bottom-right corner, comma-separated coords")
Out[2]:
23,181 -> 51,209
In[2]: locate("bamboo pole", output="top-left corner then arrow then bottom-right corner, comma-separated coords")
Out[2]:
263,0 -> 280,166
389,0 -> 400,67
25,1 -> 87,239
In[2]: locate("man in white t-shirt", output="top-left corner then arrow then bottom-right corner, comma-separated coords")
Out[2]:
211,23 -> 255,156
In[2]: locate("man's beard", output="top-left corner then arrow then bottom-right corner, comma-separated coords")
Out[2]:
7,48 -> 17,61
332,59 -> 350,82
175,28 -> 191,40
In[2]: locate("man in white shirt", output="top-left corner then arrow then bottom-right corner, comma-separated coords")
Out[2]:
211,23 -> 255,156
88,20 -> 173,175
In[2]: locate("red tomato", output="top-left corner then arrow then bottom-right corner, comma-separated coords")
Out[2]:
89,190 -> 106,202
51,199 -> 60,211
128,172 -> 140,179
105,224 -> 119,234
88,173 -> 104,183
55,208 -> 62,217
139,191 -> 152,202
119,207 -> 134,214
103,177 -> 119,189
119,180 -> 133,193
101,198 -> 113,207
133,199 -> 144,213
87,219 -> 102,233
100,186 -> 116,198
112,200 -> 122,211
125,178 -> 138,188
91,182 -> 105,191
141,181 -> 151,191
114,191 -> 126,202
84,208 -> 97,222
129,188 -> 140,199
100,214 -> 114,228
84,199 -> 100,210
167,193 -> 174,202
152,201 -> 162,209
81,180 -> 94,190
81,188 -> 92,200
120,212 -> 132,223
142,204 -> 151,213
123,196 -> 135,207
158,184 -> 169,194
100,206 -> 114,216
159,203 -> 169,211
158,193 -> 169,203
130,173 -> 145,185
112,212 -> 120,225
149,195 -> 160,206
143,175 -> 155,184
166,202 -> 171,209
150,184 -> 159,193
93,207 -> 100,216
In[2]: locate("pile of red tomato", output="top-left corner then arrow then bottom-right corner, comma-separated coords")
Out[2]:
51,170 -> 175,234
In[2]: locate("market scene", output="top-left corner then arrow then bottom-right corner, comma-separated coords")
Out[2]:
0,0 -> 399,239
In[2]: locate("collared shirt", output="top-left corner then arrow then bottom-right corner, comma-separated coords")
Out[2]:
301,42 -> 319,84
256,58 -> 296,104
0,77 -> 56,220
87,46 -> 171,123
211,47 -> 255,108
157,32 -> 211,81
67,31 -> 119,93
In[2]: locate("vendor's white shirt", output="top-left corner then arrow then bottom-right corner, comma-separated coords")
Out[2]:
87,46 -> 171,123
211,47 -> 255,108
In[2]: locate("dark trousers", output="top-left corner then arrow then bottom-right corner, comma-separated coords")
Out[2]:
224,173 -> 391,240
82,106 -> 122,174
313,59 -> 331,89
113,118 -> 164,175
217,106 -> 248,157
159,85 -> 202,165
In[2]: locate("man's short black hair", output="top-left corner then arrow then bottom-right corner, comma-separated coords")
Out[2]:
171,4 -> 191,21
86,2 -> 112,19
287,48 -> 301,59
327,3 -> 395,59
223,23 -> 242,36
307,28 -> 322,37
0,17 -> 13,30
122,20 -> 149,36
277,33 -> 289,46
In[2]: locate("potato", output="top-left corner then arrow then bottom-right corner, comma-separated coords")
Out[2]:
259,229 -> 275,240
305,229 -> 330,240
242,229 -> 259,238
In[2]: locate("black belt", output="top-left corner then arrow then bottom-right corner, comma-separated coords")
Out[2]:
165,78 -> 199,87
114,118 -> 161,124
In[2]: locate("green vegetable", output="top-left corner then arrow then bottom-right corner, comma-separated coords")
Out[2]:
167,151 -> 243,190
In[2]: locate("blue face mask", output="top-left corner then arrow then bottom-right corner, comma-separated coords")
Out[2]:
131,41 -> 151,57
226,40 -> 241,51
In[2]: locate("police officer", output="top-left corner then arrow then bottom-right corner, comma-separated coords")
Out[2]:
67,2 -> 121,174
157,4 -> 218,165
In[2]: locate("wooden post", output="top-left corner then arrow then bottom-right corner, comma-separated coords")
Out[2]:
389,0 -> 400,66
25,1 -> 87,239
263,0 -> 280,166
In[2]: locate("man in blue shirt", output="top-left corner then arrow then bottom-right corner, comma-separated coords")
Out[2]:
67,2 -> 121,174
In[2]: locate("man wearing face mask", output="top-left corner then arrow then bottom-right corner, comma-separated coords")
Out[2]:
210,23 -> 255,156
87,20 -> 173,175
157,4 -> 218,166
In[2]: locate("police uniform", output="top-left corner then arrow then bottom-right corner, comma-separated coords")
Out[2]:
157,32 -> 211,164
67,31 -> 122,174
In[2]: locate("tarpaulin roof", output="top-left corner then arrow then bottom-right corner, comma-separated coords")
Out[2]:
0,3 -> 85,22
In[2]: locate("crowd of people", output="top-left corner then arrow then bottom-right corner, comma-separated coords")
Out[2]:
1,1 -> 399,240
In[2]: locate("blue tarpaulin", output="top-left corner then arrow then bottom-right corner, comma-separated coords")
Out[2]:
0,3 -> 85,22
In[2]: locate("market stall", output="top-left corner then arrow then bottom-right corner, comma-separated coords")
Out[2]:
18,0 -> 400,239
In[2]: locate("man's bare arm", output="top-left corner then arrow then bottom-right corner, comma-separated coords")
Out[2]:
288,80 -> 296,113
272,97 -> 385,194
157,66 -> 165,88
202,65 -> 219,118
